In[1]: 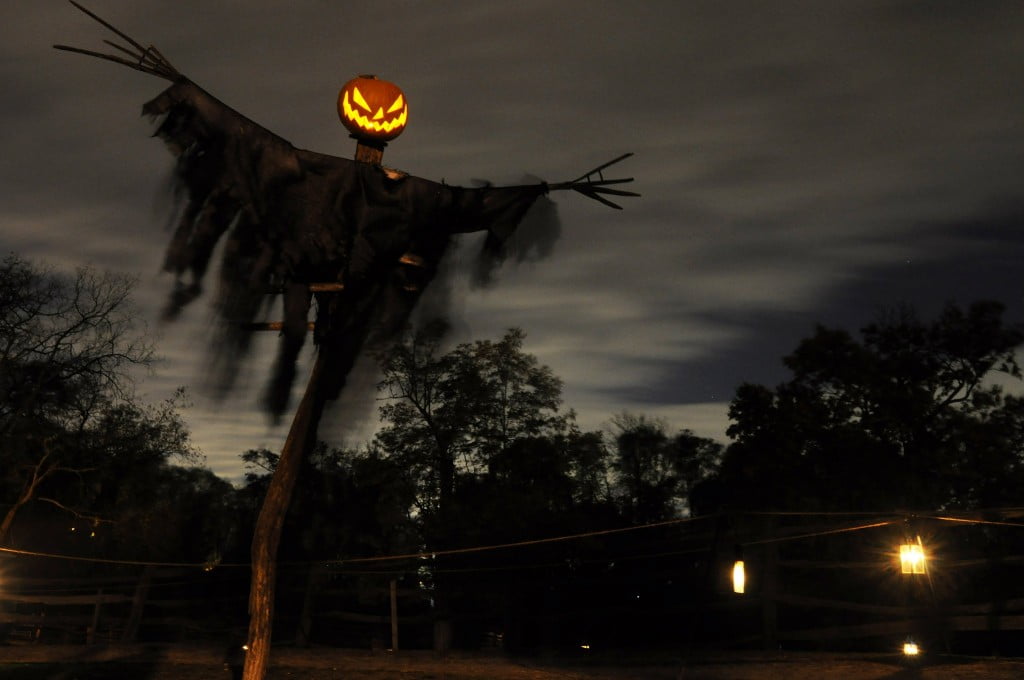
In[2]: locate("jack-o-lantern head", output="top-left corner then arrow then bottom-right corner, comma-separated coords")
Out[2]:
337,75 -> 408,142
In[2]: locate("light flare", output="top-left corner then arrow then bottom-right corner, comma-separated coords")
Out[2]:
900,542 -> 926,575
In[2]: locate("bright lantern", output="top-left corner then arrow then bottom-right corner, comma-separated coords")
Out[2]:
900,543 -> 926,575
903,641 -> 920,656
732,560 -> 745,594
337,75 -> 408,142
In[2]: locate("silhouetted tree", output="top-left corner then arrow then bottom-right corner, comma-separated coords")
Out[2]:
609,413 -> 722,522
716,301 -> 1024,511
376,324 -> 569,523
375,324 -> 572,649
0,255 -> 200,544
64,390 -> 205,552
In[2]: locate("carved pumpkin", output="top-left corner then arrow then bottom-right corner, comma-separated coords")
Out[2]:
337,75 -> 408,142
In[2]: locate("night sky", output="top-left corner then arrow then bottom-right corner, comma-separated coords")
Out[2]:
3,2 -> 1023,480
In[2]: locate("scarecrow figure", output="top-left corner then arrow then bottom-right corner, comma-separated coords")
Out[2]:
57,2 -> 636,419
56,3 -> 636,678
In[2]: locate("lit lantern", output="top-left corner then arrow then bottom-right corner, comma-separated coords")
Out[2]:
902,640 -> 920,656
900,542 -> 926,575
732,560 -> 746,594
337,75 -> 408,142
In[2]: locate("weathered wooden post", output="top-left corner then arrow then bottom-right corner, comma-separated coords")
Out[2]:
122,564 -> 154,642
390,578 -> 399,651
759,516 -> 779,650
243,357 -> 328,680
87,588 -> 103,645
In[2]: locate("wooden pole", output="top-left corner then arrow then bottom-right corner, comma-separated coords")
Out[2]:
242,355 -> 327,680
390,579 -> 399,651
295,561 -> 325,647
122,564 -> 154,642
760,516 -> 779,650
354,139 -> 385,166
87,588 -> 102,645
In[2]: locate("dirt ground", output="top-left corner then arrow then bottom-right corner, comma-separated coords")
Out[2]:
2,646 -> 1024,679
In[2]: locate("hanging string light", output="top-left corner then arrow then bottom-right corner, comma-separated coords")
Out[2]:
732,545 -> 745,594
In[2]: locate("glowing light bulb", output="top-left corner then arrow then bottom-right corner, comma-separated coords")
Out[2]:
733,560 -> 745,594
900,543 -> 926,574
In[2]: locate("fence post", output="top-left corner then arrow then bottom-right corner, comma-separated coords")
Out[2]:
760,517 -> 778,650
296,562 -> 325,648
122,564 -> 154,642
390,579 -> 399,651
87,588 -> 103,645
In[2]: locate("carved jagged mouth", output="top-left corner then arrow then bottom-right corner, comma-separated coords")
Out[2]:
342,89 -> 408,136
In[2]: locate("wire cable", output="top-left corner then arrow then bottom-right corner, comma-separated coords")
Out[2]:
742,520 -> 896,547
6,508 -> 1024,571
331,515 -> 710,565
0,515 -> 708,569
0,546 -> 247,569
927,515 -> 1024,529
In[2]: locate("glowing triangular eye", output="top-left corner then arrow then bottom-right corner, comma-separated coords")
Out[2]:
352,86 -> 372,112
387,94 -> 405,114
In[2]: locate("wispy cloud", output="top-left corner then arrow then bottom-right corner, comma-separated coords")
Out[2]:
2,1 -> 1022,475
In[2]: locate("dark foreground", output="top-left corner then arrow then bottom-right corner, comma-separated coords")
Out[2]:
2,646 -> 1024,679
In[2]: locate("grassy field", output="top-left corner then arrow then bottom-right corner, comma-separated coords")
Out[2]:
3,647 -> 1024,679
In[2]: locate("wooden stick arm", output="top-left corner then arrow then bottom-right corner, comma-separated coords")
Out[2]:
544,153 -> 641,209
54,1 -> 181,81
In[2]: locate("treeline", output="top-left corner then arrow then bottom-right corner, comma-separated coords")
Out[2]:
4,253 -> 1024,652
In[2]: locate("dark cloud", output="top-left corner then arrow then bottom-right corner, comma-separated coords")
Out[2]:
2,1 -> 1023,477
618,204 -> 1024,407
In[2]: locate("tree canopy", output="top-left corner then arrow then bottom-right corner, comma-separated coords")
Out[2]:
609,413 -> 722,523
0,254 -> 202,546
375,324 -> 570,522
713,301 -> 1024,512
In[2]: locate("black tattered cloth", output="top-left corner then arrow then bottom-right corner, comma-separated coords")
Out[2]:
146,80 -> 546,416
